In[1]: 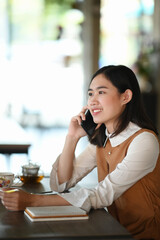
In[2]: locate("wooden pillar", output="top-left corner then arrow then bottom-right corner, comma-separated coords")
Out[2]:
81,0 -> 100,103
153,0 -> 160,134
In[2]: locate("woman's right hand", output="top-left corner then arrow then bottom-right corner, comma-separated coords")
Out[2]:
68,106 -> 88,140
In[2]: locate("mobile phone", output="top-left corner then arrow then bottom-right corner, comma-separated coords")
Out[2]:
81,110 -> 97,136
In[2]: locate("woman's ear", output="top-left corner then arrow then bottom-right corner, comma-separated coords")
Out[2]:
122,89 -> 132,104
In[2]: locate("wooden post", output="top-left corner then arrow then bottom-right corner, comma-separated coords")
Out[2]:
153,0 -> 160,134
81,0 -> 100,103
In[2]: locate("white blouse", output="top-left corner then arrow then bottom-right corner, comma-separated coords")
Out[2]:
50,122 -> 159,212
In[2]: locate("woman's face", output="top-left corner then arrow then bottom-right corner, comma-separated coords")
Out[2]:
87,74 -> 127,133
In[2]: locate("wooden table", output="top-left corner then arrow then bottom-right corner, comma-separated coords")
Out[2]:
0,178 -> 135,240
0,143 -> 30,154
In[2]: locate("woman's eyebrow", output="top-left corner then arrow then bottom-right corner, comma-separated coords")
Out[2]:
88,86 -> 108,91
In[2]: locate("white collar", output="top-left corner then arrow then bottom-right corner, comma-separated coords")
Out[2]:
105,122 -> 141,147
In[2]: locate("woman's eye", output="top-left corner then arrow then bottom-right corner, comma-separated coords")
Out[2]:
88,92 -> 93,96
99,91 -> 105,94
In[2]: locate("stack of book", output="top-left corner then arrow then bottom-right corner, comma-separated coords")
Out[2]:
24,205 -> 89,222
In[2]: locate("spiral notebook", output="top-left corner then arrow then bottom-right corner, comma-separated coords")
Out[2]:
24,205 -> 89,222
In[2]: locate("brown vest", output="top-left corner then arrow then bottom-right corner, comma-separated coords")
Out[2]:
96,129 -> 160,240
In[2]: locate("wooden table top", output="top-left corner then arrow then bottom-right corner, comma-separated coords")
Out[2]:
0,178 -> 135,240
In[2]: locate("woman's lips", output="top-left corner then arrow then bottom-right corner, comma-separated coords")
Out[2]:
92,109 -> 102,115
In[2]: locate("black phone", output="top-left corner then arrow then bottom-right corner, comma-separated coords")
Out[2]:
81,110 -> 97,136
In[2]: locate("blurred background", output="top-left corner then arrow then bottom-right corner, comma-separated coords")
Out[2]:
0,0 -> 160,184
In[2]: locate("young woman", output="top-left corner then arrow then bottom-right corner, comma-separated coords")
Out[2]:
0,65 -> 160,240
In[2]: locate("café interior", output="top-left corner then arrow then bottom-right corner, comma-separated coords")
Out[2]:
0,0 -> 160,187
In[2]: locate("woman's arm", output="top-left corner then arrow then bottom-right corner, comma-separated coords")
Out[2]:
57,134 -> 79,184
0,189 -> 70,211
57,107 -> 88,184
50,144 -> 97,192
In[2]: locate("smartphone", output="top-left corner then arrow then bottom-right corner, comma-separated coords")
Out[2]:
81,110 -> 97,136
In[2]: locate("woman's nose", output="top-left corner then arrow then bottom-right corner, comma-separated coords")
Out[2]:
88,95 -> 98,105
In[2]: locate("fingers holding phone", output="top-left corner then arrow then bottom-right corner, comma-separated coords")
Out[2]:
68,107 -> 88,138
68,106 -> 99,139
81,109 -> 98,136
78,106 -> 88,122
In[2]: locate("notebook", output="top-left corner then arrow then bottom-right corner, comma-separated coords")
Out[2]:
24,205 -> 89,222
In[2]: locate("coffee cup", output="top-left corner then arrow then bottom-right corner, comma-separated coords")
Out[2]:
0,172 -> 14,188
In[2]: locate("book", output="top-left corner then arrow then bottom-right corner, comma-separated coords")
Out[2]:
24,206 -> 89,222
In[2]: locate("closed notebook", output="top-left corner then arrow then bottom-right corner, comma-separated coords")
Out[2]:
24,206 -> 89,222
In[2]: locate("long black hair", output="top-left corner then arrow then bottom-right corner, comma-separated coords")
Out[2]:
88,65 -> 158,147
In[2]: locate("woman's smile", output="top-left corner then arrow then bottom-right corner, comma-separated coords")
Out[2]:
92,108 -> 103,115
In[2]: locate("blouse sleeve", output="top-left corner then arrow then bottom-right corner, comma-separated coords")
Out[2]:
57,132 -> 159,212
50,143 -> 97,192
